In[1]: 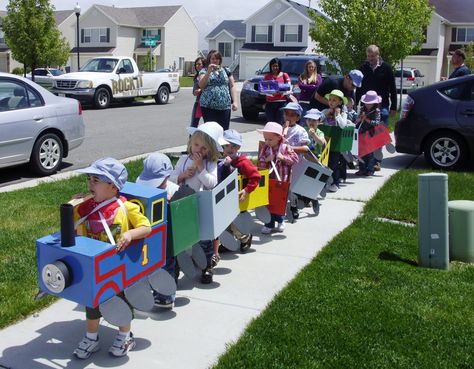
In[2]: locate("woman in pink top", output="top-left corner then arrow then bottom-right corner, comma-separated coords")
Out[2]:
263,58 -> 291,125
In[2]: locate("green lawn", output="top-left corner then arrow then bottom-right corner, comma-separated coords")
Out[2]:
180,76 -> 194,87
1,166 -> 473,369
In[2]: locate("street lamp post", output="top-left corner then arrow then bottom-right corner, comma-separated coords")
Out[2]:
74,3 -> 81,71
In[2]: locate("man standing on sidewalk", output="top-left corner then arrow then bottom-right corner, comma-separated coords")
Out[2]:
448,49 -> 471,79
356,44 -> 397,171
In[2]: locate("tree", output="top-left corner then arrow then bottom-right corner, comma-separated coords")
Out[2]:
3,0 -> 70,80
462,43 -> 474,71
143,50 -> 156,72
309,0 -> 433,72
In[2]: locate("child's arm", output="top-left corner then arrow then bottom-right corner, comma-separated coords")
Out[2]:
116,202 -> 152,252
257,144 -> 270,169
335,109 -> 348,129
236,158 -> 261,194
196,160 -> 218,189
309,128 -> 327,147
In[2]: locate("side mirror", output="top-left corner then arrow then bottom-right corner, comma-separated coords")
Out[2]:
255,69 -> 261,75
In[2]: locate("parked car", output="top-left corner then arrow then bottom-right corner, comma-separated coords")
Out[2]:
26,68 -> 65,89
0,72 -> 85,175
394,67 -> 424,92
395,74 -> 474,169
240,55 -> 340,121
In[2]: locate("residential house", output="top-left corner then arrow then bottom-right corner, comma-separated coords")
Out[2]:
398,0 -> 474,85
0,4 -> 198,74
71,4 -> 198,73
0,10 -> 76,72
206,20 -> 246,69
237,0 -> 325,80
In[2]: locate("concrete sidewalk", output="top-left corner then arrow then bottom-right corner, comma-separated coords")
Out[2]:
0,131 -> 418,369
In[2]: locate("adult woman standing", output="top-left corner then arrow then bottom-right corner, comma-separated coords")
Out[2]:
298,60 -> 322,116
190,57 -> 206,128
198,50 -> 238,130
263,58 -> 291,124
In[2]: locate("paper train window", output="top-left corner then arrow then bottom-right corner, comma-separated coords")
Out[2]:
226,179 -> 236,194
151,198 -> 164,226
242,175 -> 266,189
215,189 -> 225,204
319,173 -> 330,183
304,166 -> 319,179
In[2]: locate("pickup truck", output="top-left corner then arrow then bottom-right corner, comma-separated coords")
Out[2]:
51,56 -> 180,109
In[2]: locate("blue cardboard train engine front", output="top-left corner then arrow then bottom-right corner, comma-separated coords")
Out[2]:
36,182 -> 167,308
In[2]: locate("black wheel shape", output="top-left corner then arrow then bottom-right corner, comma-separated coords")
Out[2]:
155,85 -> 169,104
94,87 -> 111,109
242,108 -> 259,121
30,133 -> 64,175
424,132 -> 467,170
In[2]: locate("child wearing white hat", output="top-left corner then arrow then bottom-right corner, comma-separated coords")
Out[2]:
170,122 -> 228,284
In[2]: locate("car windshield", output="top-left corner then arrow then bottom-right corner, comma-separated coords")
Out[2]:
49,69 -> 64,76
259,58 -> 338,78
395,70 -> 413,78
80,58 -> 119,73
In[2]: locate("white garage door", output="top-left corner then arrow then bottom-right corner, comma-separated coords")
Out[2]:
241,55 -> 274,80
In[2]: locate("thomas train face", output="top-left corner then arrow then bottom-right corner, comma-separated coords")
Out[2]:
42,262 -> 67,293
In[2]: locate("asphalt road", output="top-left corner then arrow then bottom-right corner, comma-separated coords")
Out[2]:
0,89 -> 263,188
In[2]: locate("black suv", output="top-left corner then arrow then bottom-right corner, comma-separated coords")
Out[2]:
240,55 -> 339,121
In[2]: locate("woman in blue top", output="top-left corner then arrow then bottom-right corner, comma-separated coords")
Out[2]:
198,50 -> 238,130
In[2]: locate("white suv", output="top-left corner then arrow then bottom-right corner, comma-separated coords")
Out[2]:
394,68 -> 424,92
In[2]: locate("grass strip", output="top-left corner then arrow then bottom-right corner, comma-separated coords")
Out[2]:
212,170 -> 474,369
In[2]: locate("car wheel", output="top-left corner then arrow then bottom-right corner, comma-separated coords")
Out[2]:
30,133 -> 64,175
242,108 -> 259,121
424,132 -> 467,170
155,85 -> 169,104
94,87 -> 111,109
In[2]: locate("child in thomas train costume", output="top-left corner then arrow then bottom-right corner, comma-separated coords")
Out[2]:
257,122 -> 299,234
281,102 -> 310,221
137,153 -> 179,308
320,89 -> 348,192
355,90 -> 382,176
170,122 -> 228,283
220,129 -> 261,252
72,158 -> 151,359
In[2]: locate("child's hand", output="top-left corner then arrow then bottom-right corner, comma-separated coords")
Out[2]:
308,127 -> 316,135
276,152 -> 285,161
334,107 -> 341,115
224,156 -> 232,166
191,153 -> 204,171
238,189 -> 248,202
116,231 -> 132,252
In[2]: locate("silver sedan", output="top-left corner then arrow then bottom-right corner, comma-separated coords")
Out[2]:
0,72 -> 85,175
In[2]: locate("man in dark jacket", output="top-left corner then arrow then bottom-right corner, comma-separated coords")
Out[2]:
356,44 -> 397,126
448,49 -> 471,79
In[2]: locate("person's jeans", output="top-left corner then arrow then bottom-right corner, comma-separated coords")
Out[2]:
199,239 -> 214,268
359,152 -> 375,173
201,107 -> 231,130
265,101 -> 286,124
264,214 -> 284,229
328,152 -> 343,187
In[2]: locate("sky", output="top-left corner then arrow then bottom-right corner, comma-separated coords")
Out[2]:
1,0 -> 313,49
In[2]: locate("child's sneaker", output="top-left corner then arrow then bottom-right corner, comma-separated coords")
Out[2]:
311,200 -> 320,216
276,222 -> 285,232
109,332 -> 136,357
154,295 -> 175,309
73,336 -> 100,359
201,267 -> 213,284
210,253 -> 220,268
328,184 -> 339,192
261,225 -> 273,234
240,234 -> 252,253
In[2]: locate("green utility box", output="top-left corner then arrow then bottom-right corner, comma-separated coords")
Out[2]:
448,200 -> 474,263
418,173 -> 449,270
167,193 -> 200,257
319,125 -> 354,152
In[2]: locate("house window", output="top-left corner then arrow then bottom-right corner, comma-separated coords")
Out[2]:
255,26 -> 269,42
218,42 -> 231,58
455,27 -> 474,42
142,29 -> 161,41
83,27 -> 108,43
284,25 -> 298,42
0,30 -> 4,44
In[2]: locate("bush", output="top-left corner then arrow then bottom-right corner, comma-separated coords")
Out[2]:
12,67 -> 25,75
